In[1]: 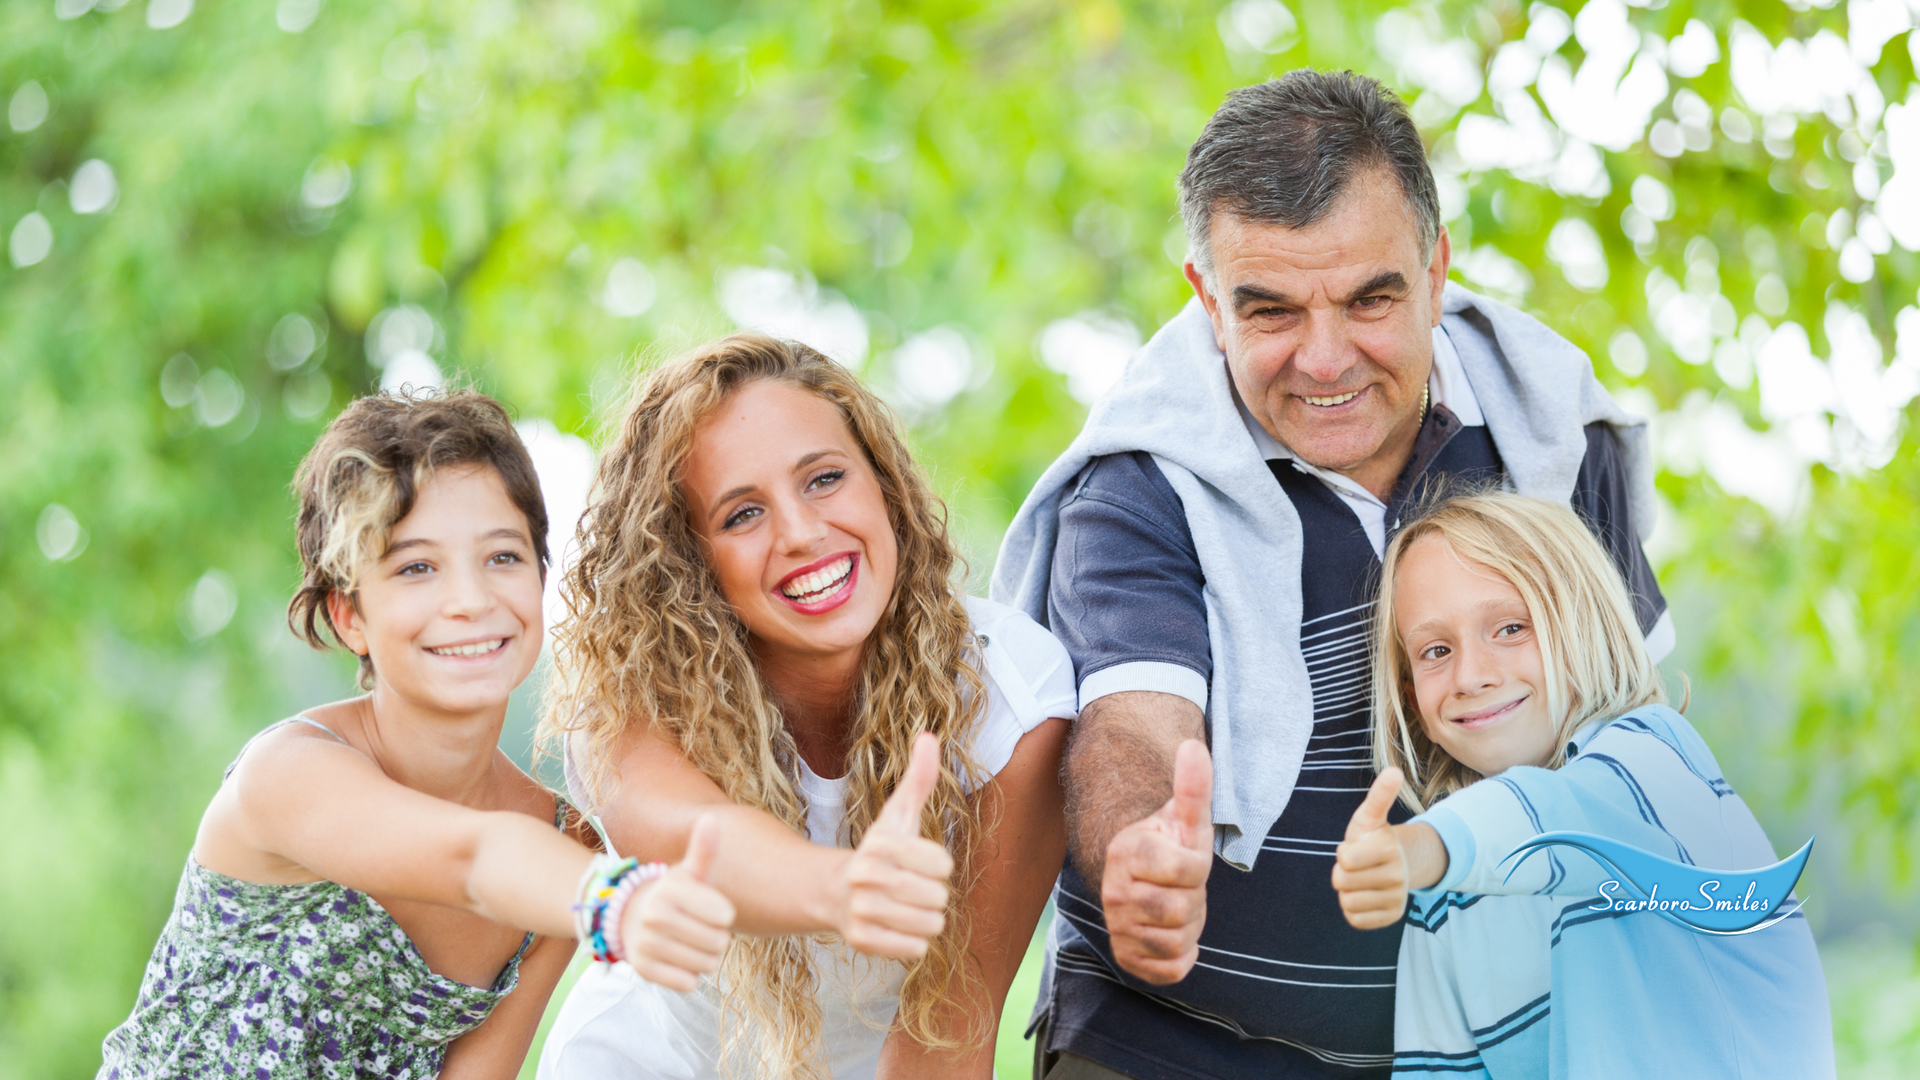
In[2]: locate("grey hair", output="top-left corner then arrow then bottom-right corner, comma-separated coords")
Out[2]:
1177,70 -> 1441,277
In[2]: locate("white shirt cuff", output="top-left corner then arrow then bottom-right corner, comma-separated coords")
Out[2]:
1645,609 -> 1676,664
1078,661 -> 1209,713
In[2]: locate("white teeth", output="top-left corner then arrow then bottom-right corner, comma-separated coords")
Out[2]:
781,557 -> 853,602
427,639 -> 506,658
1304,391 -> 1360,407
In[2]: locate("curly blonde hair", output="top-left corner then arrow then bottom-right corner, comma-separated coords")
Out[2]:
540,334 -> 990,1077
1371,493 -> 1669,813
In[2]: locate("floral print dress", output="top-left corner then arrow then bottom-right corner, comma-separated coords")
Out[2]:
98,718 -> 570,1079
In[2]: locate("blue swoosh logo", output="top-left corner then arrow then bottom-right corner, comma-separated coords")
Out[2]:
1498,832 -> 1813,935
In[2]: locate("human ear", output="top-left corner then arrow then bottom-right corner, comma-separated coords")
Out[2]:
326,589 -> 369,656
1182,258 -> 1228,352
1425,226 -> 1451,327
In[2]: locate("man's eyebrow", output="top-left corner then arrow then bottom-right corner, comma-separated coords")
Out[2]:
1342,271 -> 1409,303
1230,283 -> 1293,310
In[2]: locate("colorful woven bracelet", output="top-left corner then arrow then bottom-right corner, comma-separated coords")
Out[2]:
572,854 -> 637,963
571,855 -> 668,964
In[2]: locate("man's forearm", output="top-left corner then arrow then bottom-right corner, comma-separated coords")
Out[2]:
1062,690 -> 1206,882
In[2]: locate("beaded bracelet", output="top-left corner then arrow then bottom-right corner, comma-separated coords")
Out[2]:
600,860 -> 668,964
571,854 -> 668,964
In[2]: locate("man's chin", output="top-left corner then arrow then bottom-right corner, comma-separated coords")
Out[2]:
1275,431 -> 1390,473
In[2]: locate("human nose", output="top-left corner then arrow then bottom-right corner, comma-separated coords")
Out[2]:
1451,638 -> 1501,696
440,560 -> 495,620
768,493 -> 829,557
1292,310 -> 1356,387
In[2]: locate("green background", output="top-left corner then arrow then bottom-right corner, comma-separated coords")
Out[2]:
5,0 -> 1920,1075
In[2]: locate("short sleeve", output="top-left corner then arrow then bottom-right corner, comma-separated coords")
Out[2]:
1045,452 -> 1213,710
962,595 -> 1077,784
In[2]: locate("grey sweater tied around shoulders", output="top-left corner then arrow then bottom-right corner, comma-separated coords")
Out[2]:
990,282 -> 1655,871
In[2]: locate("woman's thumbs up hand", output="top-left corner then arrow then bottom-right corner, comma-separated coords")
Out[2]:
837,732 -> 955,959
1332,768 -> 1414,930
624,814 -> 737,992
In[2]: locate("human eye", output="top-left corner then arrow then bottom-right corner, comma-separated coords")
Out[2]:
487,550 -> 523,567
806,468 -> 845,492
722,503 -> 762,530
1352,294 -> 1393,315
1418,642 -> 1449,662
1495,621 -> 1529,638
397,560 -> 433,577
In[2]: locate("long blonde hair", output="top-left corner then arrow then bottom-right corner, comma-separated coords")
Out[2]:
1370,493 -> 1669,813
540,334 -> 989,1076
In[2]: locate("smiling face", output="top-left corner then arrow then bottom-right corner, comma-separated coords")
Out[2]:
1184,169 -> 1450,498
329,464 -> 545,719
681,378 -> 899,678
1393,534 -> 1559,779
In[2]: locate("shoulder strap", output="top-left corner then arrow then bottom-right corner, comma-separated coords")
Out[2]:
287,715 -> 351,744
222,716 -> 355,779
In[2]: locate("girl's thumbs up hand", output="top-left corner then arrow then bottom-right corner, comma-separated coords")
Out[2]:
1332,769 -> 1413,930
837,733 -> 955,960
625,814 -> 736,993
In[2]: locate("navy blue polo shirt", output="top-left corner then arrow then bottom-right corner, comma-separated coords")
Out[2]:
1039,403 -> 1669,1080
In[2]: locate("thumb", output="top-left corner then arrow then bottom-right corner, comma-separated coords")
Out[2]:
1346,767 -> 1403,842
874,732 -> 941,838
680,814 -> 721,883
1158,739 -> 1213,849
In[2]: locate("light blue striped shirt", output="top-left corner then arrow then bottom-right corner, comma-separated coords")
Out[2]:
1393,705 -> 1834,1078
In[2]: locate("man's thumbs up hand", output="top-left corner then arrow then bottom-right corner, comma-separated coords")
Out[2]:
1332,768 -> 1412,930
1102,739 -> 1215,985
839,733 -> 956,960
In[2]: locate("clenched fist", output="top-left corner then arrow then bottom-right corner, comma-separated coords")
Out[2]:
1331,768 -> 1448,930
624,814 -> 737,992
837,732 -> 956,960
1101,739 -> 1214,985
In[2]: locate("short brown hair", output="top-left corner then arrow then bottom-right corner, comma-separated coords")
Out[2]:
287,389 -> 548,684
1179,70 -> 1440,276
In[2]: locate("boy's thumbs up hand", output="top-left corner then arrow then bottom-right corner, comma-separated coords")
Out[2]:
1346,767 -> 1402,842
838,733 -> 955,960
1332,768 -> 1413,930
625,814 -> 737,993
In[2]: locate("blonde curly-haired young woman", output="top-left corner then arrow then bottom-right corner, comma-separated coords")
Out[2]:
537,335 -> 1076,1080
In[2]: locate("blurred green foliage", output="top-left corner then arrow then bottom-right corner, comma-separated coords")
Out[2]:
4,0 -> 1919,1075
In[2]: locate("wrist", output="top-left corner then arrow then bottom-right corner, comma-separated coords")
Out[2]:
575,855 -> 667,964
1394,822 -> 1449,891
823,847 -> 858,934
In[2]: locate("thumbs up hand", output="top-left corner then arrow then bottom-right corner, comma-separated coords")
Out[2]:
1332,768 -> 1415,930
624,814 -> 737,992
1102,739 -> 1215,985
837,732 -> 956,960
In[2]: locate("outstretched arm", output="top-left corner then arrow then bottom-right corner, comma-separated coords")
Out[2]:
208,725 -> 733,983
1064,691 -> 1213,985
594,724 -> 955,958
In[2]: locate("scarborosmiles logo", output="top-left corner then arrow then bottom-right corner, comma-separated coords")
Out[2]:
1499,832 -> 1814,935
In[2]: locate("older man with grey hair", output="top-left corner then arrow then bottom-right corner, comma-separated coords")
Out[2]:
994,70 -> 1673,1080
